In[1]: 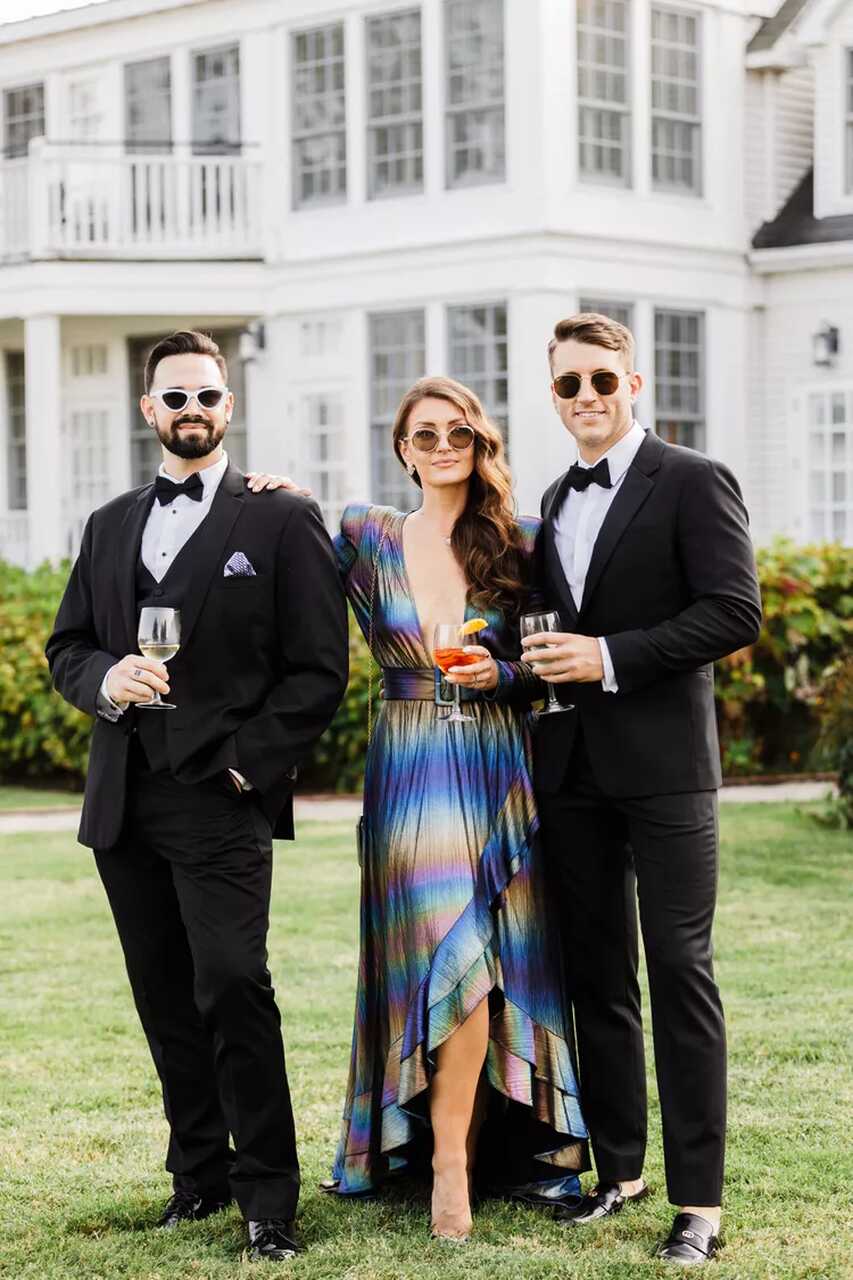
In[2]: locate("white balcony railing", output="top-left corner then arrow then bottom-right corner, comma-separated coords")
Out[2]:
0,140 -> 264,261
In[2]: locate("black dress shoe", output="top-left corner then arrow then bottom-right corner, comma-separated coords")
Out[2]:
157,1189 -> 230,1229
657,1212 -> 720,1265
247,1219 -> 301,1263
556,1181 -> 650,1225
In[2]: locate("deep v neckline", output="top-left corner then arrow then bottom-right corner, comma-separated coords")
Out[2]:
396,512 -> 470,661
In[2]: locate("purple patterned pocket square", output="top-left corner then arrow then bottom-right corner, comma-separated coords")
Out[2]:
223,551 -> 257,577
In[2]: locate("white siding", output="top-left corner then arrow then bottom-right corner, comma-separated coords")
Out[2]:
775,63 -> 813,209
744,70 -> 770,233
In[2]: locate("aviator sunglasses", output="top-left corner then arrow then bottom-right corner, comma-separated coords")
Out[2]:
552,370 -> 628,400
150,387 -> 230,412
404,425 -> 476,453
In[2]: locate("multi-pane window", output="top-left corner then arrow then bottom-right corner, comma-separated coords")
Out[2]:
651,5 -> 702,195
292,24 -> 347,208
578,298 -> 634,330
3,84 -> 44,159
448,304 -> 508,433
654,309 -> 704,450
193,45 -> 241,155
369,311 -> 425,510
70,344 -> 108,378
67,410 -> 111,513
127,331 -> 246,487
5,352 -> 26,510
807,390 -> 853,544
302,394 -> 347,530
367,10 -> 424,199
124,57 -> 172,153
445,0 -> 505,188
840,49 -> 845,193
576,0 -> 631,185
68,78 -> 103,143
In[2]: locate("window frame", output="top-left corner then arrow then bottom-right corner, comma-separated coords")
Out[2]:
444,0 -> 506,190
4,351 -> 27,511
369,309 -> 426,511
447,302 -> 509,435
291,22 -> 348,210
650,3 -> 703,197
653,307 -> 705,452
191,43 -> 242,157
124,56 -> 173,155
804,384 -> 853,544
576,0 -> 632,188
366,8 -> 425,201
300,392 -> 348,531
3,82 -> 45,160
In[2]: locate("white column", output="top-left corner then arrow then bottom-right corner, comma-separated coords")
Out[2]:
421,0 -> 444,197
509,292 -> 578,516
345,11 -> 367,208
24,315 -> 65,565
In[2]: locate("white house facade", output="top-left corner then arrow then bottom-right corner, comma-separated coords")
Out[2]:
0,0 -> 850,567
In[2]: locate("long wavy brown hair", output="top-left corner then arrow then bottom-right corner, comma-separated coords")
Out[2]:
392,376 -> 529,620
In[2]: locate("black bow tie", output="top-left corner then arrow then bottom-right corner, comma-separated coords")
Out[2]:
154,473 -> 204,505
567,458 -> 612,493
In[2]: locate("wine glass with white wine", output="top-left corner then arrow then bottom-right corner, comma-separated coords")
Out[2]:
137,607 -> 180,710
520,611 -> 574,716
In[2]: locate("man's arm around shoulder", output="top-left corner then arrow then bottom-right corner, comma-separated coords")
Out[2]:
228,496 -> 349,794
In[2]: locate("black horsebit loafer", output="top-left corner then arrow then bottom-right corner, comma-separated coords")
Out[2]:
657,1212 -> 720,1265
556,1180 -> 650,1225
157,1189 -> 230,1229
247,1218 -> 302,1262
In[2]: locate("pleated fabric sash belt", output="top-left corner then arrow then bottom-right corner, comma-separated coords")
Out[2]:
381,668 -> 437,700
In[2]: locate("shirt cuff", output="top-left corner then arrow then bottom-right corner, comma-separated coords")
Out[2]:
598,638 -> 619,693
96,667 -> 128,721
229,768 -> 253,792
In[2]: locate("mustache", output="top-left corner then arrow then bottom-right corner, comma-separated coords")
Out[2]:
172,416 -> 213,429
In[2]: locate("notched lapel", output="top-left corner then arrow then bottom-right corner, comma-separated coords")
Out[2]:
116,486 -> 155,652
176,466 -> 246,654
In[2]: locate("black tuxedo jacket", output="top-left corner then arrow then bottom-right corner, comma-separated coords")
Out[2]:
46,464 -> 348,849
534,432 -> 762,796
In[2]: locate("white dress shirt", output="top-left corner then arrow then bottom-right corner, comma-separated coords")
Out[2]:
553,420 -> 647,693
97,452 -> 251,789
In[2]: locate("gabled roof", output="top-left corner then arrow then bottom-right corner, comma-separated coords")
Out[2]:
752,169 -> 853,248
747,0 -> 812,53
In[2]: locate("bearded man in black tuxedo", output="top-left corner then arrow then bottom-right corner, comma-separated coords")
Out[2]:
521,314 -> 762,1265
46,330 -> 348,1264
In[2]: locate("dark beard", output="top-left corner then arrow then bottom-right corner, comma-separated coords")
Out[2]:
158,418 -> 227,460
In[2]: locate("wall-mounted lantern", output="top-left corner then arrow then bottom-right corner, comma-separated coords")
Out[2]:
812,322 -> 840,368
239,320 -> 266,364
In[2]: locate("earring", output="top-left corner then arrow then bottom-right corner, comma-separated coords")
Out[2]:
407,464 -> 417,478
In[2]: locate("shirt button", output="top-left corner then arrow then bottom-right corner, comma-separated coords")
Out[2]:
153,588 -> 164,598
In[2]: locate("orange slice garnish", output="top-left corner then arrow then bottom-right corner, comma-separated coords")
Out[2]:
460,617 -> 488,637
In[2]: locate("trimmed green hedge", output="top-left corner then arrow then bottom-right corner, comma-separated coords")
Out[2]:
2,541 -> 851,798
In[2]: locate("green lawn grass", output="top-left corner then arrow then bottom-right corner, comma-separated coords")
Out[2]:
0,784 -> 81,811
1,806 -> 851,1279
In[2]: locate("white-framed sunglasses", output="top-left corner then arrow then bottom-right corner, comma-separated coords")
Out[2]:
150,387 -> 230,413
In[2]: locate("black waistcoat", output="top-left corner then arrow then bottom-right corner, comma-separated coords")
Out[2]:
133,545 -> 195,773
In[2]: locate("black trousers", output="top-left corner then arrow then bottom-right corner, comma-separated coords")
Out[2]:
537,734 -> 725,1206
95,759 -> 299,1220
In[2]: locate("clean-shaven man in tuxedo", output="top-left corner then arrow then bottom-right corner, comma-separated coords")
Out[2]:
521,314 -> 762,1265
46,330 -> 348,1264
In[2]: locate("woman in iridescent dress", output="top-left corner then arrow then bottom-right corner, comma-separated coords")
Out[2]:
251,376 -> 587,1241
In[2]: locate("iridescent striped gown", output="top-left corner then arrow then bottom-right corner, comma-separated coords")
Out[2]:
331,504 -> 587,1195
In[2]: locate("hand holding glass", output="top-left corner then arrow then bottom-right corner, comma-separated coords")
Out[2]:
520,611 -> 574,715
433,623 -> 478,724
137,607 -> 180,710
